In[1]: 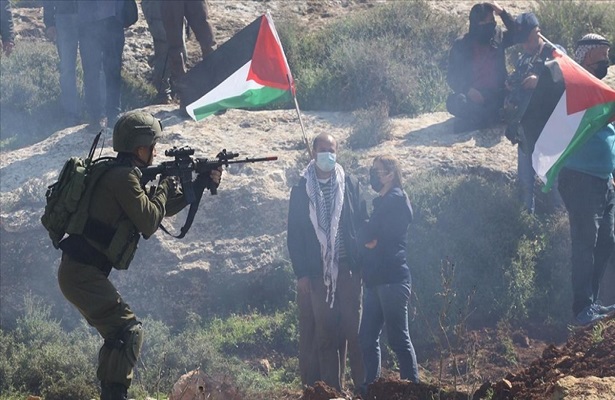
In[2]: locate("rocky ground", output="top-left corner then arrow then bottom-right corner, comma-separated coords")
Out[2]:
3,1 -> 615,399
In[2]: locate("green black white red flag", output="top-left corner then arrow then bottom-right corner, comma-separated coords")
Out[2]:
520,48 -> 615,191
181,13 -> 295,121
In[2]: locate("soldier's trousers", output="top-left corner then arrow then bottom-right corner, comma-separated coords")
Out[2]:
58,253 -> 143,388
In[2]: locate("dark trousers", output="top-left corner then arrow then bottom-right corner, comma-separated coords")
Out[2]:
79,17 -> 125,123
161,0 -> 215,85
446,89 -> 503,129
297,264 -> 364,390
359,281 -> 419,385
558,168 -> 615,315
55,13 -> 81,120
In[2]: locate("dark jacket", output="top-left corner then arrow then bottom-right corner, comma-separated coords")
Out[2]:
0,0 -> 14,43
43,0 -> 78,28
447,11 -> 515,96
287,174 -> 367,279
359,187 -> 413,288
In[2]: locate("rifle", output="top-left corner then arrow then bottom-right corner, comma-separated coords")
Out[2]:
139,146 -> 277,238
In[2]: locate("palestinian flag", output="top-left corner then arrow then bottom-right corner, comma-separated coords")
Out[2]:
520,49 -> 615,191
181,13 -> 294,121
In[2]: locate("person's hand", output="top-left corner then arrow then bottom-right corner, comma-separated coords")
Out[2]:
209,167 -> 222,186
467,87 -> 485,104
487,0 -> 504,15
46,26 -> 57,42
365,239 -> 378,249
522,74 -> 538,90
2,41 -> 14,56
160,176 -> 181,196
297,277 -> 311,296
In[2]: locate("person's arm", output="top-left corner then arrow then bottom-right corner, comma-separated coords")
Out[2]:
447,40 -> 470,94
495,3 -> 516,48
287,185 -> 309,280
360,192 -> 411,247
112,168 -> 173,237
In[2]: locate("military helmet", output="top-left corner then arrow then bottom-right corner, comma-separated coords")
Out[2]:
112,111 -> 163,153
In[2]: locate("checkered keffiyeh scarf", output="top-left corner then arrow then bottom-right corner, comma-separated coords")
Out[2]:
575,33 -> 610,64
303,160 -> 345,307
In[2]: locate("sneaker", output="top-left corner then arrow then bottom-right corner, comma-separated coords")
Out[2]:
594,301 -> 615,315
575,304 -> 607,326
153,92 -> 172,105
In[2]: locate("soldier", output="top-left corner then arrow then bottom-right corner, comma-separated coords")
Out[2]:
56,111 -> 222,400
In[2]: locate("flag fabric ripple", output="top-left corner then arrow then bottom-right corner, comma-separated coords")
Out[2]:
181,13 -> 294,121
520,49 -> 615,191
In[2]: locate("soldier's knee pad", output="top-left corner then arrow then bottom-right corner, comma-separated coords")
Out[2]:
124,321 -> 144,367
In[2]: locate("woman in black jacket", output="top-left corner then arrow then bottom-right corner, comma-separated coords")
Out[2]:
359,155 -> 419,393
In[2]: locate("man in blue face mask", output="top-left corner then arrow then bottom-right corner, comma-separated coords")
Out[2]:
446,1 -> 515,133
287,133 -> 368,393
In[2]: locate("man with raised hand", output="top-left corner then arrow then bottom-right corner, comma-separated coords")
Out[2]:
446,1 -> 515,133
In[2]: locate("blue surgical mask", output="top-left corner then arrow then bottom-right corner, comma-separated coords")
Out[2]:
316,152 -> 336,172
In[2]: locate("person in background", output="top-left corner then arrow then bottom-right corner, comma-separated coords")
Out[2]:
0,0 -> 15,56
161,0 -> 216,99
142,0 -> 187,104
503,12 -> 563,214
558,34 -> 615,326
287,133 -> 367,392
358,155 -> 419,396
78,0 -> 126,128
446,1 -> 515,133
44,0 -> 81,125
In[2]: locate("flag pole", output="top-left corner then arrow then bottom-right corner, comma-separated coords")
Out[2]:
287,74 -> 313,158
538,33 -> 559,55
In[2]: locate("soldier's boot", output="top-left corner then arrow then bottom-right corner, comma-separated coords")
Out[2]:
101,381 -> 128,400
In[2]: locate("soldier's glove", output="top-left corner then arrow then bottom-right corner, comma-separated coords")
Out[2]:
158,176 -> 181,197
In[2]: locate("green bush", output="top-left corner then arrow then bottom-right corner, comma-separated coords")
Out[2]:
0,296 -> 99,400
280,0 -> 463,116
0,42 -> 155,151
406,171 -> 571,347
348,102 -> 392,149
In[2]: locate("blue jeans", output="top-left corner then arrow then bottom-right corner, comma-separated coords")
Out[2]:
359,281 -> 419,385
558,168 -> 615,315
55,13 -> 81,120
79,17 -> 125,123
518,146 -> 563,214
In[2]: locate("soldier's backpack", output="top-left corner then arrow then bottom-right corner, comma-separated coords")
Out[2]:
41,133 -> 116,249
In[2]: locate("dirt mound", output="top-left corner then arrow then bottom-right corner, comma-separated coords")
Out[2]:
297,316 -> 615,400
476,315 -> 615,400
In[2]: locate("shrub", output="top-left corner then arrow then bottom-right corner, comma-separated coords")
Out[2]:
0,295 -> 99,400
348,102 -> 392,149
406,171 -> 571,348
280,0 -> 463,116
